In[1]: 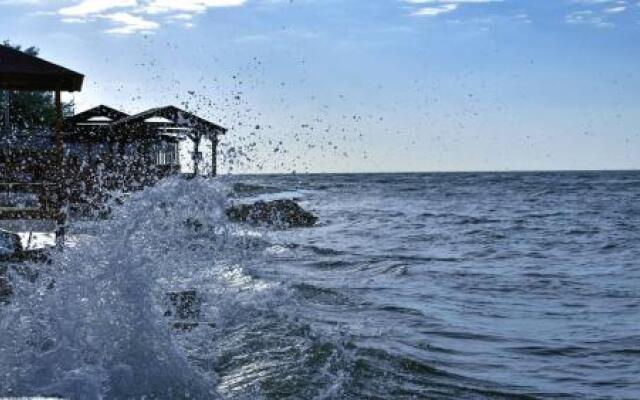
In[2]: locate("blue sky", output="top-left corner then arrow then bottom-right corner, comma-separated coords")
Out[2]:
1,0 -> 639,173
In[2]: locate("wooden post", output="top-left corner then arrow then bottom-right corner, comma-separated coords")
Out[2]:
211,135 -> 217,178
192,131 -> 201,178
85,141 -> 92,162
54,90 -> 66,249
1,90 -> 10,138
173,142 -> 179,174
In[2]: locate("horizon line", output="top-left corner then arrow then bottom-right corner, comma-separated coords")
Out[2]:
221,168 -> 640,176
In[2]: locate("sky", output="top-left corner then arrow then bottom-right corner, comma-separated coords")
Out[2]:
1,0 -> 639,173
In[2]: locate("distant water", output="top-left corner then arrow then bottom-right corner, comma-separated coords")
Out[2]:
1,171 -> 639,399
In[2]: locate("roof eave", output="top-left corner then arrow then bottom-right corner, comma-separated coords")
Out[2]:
0,72 -> 84,92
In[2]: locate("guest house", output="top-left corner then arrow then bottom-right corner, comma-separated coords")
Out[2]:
63,104 -> 226,183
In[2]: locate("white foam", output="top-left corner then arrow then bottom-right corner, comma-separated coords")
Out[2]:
0,177 -> 274,399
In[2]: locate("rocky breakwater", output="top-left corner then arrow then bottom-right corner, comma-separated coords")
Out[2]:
0,230 -> 21,301
0,229 -> 22,259
0,265 -> 11,301
226,199 -> 318,228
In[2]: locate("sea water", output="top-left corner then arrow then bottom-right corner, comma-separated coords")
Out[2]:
1,171 -> 639,399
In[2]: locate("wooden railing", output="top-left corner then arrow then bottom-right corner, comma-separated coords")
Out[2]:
0,149 -> 60,222
0,182 -> 58,220
1,149 -> 179,223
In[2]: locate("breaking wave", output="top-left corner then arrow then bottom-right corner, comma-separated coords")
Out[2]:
4,171 -> 638,399
0,177 -> 350,399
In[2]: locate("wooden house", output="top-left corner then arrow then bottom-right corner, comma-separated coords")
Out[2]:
110,105 -> 225,177
62,105 -> 226,200
1,43 -> 228,243
0,44 -> 84,245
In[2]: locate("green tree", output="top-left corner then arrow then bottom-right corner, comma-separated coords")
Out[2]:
1,41 -> 74,132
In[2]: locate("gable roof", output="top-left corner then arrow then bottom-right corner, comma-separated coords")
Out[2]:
0,45 -> 84,91
64,105 -> 129,126
112,105 -> 227,135
62,105 -> 129,142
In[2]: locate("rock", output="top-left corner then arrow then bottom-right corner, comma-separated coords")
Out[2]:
0,229 -> 22,259
166,290 -> 200,320
165,290 -> 201,331
184,217 -> 204,232
0,266 -> 12,301
226,199 -> 318,228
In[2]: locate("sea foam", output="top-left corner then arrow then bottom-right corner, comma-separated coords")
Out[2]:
0,177 -> 270,399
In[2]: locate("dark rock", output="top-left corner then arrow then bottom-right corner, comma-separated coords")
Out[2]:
165,290 -> 201,320
226,199 -> 318,228
0,266 -> 12,301
171,321 -> 199,331
0,229 -> 22,258
184,217 -> 204,232
165,290 -> 201,331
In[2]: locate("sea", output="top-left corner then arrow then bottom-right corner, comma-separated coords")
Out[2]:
0,171 -> 639,399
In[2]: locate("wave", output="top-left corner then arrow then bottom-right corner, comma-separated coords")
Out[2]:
0,177 -> 350,399
1,178 -> 232,398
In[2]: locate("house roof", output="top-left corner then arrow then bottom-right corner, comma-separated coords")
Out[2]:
63,105 -> 129,142
0,45 -> 84,92
64,105 -> 129,126
62,105 -> 226,143
112,105 -> 227,137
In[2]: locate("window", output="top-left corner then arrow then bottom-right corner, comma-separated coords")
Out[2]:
157,141 -> 178,166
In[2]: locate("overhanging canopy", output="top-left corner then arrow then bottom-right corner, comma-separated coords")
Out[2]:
0,45 -> 84,92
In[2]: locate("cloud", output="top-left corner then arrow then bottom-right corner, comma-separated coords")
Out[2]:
59,0 -> 138,17
565,0 -> 631,28
0,0 -> 46,4
143,0 -> 246,14
9,0 -> 636,34
406,0 -> 501,3
404,0 -> 503,18
604,5 -> 626,12
166,13 -> 195,21
565,9 -> 614,27
52,0 -> 248,34
571,0 -> 620,3
103,12 -> 160,34
412,4 -> 458,16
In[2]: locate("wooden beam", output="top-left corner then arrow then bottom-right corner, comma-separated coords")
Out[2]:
54,90 -> 65,249
1,90 -> 9,137
0,182 -> 56,189
0,208 -> 59,220
211,136 -> 218,178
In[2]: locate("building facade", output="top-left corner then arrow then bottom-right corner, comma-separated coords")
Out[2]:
63,104 -> 226,180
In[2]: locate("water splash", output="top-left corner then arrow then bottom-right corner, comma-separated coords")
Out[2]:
1,176 -> 355,399
0,178 -> 249,398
